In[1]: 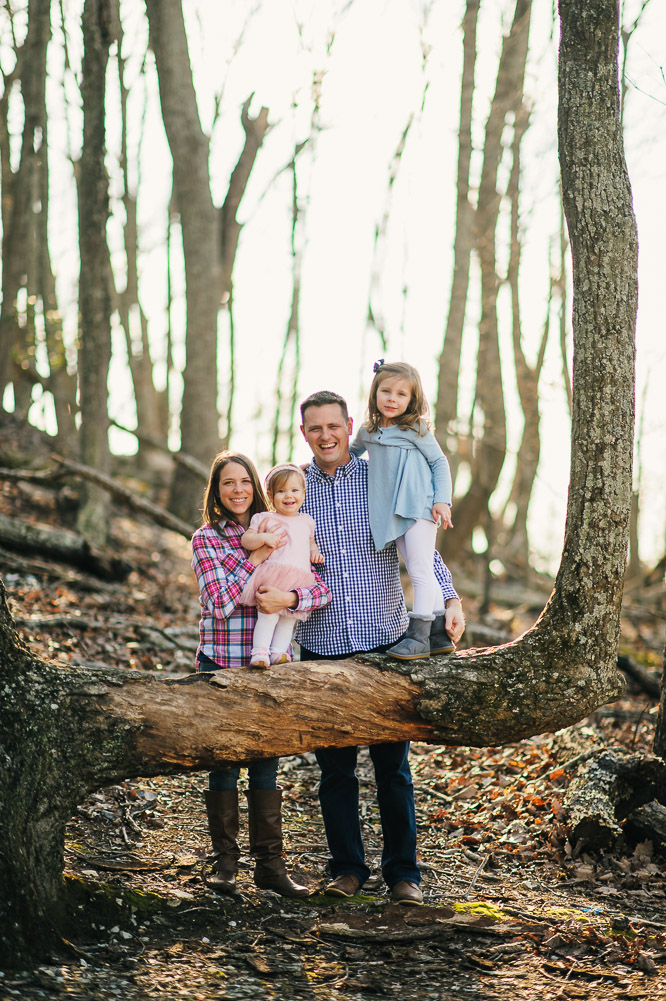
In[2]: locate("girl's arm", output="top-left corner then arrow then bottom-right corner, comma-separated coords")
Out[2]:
310,537 -> 324,564
240,527 -> 284,551
349,426 -> 368,457
414,428 -> 453,525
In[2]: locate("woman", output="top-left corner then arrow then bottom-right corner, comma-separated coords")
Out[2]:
192,451 -> 331,898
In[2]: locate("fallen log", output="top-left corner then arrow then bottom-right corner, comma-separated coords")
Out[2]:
617,654 -> 661,700
0,514 -> 131,580
563,750 -> 666,850
623,801 -> 666,856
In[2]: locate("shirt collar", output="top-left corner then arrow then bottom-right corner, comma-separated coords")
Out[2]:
308,454 -> 359,482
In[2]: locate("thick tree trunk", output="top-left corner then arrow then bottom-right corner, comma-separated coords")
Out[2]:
76,0 -> 114,543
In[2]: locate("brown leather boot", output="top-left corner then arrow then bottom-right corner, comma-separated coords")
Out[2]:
246,788 -> 309,898
203,789 -> 240,894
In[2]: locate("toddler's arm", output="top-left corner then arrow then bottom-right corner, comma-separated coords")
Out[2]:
310,537 -> 325,564
241,527 -> 283,552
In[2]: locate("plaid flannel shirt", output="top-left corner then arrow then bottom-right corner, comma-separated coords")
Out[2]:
295,454 -> 458,657
192,520 -> 331,667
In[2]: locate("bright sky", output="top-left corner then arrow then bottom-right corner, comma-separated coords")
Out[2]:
3,0 -> 665,573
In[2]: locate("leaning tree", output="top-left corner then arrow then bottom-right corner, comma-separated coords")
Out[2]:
0,0 -> 637,966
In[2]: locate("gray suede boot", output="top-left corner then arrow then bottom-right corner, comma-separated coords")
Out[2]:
429,613 -> 456,655
386,612 -> 434,661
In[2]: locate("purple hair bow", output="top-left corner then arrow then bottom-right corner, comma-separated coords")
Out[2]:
373,358 -> 385,373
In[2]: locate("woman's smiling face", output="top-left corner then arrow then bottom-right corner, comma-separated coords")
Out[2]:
217,461 -> 255,527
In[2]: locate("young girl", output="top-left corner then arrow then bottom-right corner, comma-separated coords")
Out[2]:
241,463 -> 324,668
350,360 -> 454,661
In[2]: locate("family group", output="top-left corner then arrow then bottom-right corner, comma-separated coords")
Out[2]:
191,362 -> 465,907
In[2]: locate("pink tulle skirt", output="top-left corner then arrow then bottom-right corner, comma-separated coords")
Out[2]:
240,562 -> 316,620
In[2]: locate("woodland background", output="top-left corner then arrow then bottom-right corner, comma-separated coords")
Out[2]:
1,0 -> 665,576
2,1 -> 666,998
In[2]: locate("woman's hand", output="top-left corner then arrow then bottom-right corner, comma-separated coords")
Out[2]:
249,543 -> 280,566
255,586 -> 298,615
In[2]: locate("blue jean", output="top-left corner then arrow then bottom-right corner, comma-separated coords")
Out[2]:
197,651 -> 279,792
300,645 -> 419,889
208,758 -> 279,791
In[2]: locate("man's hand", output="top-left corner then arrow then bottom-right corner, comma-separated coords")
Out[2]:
444,597 -> 465,645
432,502 -> 453,529
255,586 -> 298,615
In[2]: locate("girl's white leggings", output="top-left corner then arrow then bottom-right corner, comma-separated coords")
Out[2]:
252,611 -> 296,655
396,518 -> 443,617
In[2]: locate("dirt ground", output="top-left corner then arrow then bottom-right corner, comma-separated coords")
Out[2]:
2,487 -> 666,1001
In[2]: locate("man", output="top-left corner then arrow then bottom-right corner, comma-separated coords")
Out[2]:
296,390 -> 465,906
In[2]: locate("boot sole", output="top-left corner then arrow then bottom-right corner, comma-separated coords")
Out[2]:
386,651 -> 432,661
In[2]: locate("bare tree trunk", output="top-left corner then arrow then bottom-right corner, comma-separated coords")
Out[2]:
113,25 -> 168,469
500,108 -> 549,571
0,0 -> 50,410
145,0 -> 220,523
445,0 -> 532,562
434,0 -> 479,475
76,0 -> 114,543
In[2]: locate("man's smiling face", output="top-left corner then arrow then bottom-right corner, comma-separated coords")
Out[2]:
300,403 -> 353,474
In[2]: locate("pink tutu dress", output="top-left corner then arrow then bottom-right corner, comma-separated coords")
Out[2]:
240,512 -> 317,620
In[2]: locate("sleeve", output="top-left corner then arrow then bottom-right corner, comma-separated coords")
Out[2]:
350,427 -> 368,457
304,513 -> 317,539
415,429 -> 453,505
291,573 -> 332,614
191,529 -> 257,619
433,549 -> 459,604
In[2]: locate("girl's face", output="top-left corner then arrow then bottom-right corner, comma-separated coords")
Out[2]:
376,376 -> 413,425
271,474 -> 306,516
217,461 -> 254,527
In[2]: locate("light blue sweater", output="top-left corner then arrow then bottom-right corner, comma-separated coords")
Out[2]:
350,422 -> 452,550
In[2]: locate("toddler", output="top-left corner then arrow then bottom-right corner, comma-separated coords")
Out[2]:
241,463 -> 324,668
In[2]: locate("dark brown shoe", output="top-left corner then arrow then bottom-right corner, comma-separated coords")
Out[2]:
324,874 -> 361,897
390,880 -> 423,906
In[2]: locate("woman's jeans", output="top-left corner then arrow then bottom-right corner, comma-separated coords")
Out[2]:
299,645 -> 419,889
197,651 -> 279,791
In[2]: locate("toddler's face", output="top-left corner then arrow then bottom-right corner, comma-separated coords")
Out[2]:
271,474 -> 306,516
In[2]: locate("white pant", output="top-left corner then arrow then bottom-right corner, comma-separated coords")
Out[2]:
396,518 -> 443,617
252,611 -> 296,655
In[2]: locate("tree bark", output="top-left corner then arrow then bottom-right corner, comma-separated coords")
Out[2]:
76,0 -> 114,543
145,0 -> 220,523
434,0 -> 479,474
444,0 -> 532,562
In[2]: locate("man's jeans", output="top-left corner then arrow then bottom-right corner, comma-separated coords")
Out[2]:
300,645 -> 420,889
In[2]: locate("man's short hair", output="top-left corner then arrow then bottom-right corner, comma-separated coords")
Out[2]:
300,390 -> 349,424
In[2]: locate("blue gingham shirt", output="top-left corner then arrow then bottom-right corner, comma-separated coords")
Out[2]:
295,455 -> 458,656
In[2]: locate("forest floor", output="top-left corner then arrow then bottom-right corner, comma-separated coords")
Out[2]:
1,470 -> 666,1001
